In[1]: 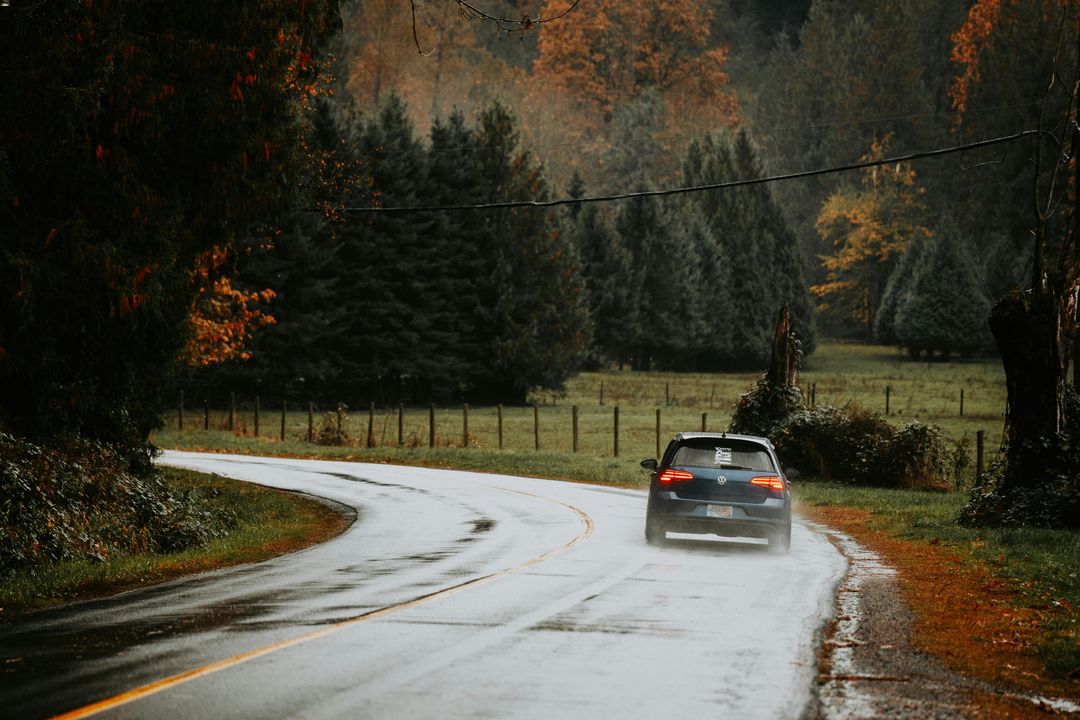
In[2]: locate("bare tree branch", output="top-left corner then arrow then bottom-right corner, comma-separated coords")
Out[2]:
409,0 -> 580,55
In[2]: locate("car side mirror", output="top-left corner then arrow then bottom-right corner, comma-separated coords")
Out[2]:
640,458 -> 658,471
785,467 -> 800,482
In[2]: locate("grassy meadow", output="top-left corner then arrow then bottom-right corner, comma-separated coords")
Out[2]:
158,341 -> 1008,481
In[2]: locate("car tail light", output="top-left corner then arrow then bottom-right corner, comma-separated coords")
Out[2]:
750,475 -> 785,491
657,469 -> 694,484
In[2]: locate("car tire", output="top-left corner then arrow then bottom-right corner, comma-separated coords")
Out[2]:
769,523 -> 791,554
644,514 -> 665,545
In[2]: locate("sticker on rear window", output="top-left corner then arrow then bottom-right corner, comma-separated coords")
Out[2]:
714,447 -> 732,464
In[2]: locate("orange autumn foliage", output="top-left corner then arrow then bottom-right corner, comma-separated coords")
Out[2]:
812,138 -> 932,329
950,0 -> 1079,113
532,0 -> 738,124
949,0 -> 1003,113
183,247 -> 276,367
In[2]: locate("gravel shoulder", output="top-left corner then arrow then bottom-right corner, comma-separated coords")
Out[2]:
808,519 -> 1080,720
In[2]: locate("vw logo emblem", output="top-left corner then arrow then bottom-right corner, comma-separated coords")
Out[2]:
717,475 -> 727,486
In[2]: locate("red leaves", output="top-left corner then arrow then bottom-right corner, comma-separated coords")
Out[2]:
229,75 -> 244,102
246,47 -> 257,63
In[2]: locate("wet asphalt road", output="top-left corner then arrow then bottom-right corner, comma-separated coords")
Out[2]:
1,452 -> 847,719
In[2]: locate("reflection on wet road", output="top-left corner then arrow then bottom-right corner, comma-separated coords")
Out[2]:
0,452 -> 846,719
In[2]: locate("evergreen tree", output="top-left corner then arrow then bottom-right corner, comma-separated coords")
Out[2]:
874,231 -> 930,346
223,214 -> 343,397
616,193 -> 703,370
681,132 -> 816,368
333,94 -> 452,401
468,103 -> 590,402
894,234 -> 992,358
426,110 -> 491,399
566,177 -> 640,368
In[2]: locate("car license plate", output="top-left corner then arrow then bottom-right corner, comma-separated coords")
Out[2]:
706,504 -> 733,519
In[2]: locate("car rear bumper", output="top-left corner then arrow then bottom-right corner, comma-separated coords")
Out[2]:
648,490 -> 790,539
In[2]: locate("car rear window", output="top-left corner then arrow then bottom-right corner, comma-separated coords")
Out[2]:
671,438 -> 775,472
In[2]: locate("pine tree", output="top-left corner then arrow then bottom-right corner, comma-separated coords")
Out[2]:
874,231 -> 930,346
566,177 -> 639,368
894,234 -> 992,359
680,132 -> 815,368
425,110 -> 491,398
467,102 -> 590,402
616,192 -> 703,370
333,94 -> 451,400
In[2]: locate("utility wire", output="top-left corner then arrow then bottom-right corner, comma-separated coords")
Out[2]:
341,128 -> 1046,214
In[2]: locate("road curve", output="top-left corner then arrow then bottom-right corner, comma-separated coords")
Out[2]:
0,452 -> 847,719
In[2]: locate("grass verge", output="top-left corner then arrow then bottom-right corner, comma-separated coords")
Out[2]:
152,431 -> 650,489
0,467 -> 350,616
795,483 -> 1080,702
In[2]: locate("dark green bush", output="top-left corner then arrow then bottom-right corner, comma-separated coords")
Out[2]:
728,379 -> 804,439
962,437 -> 1080,528
0,433 -> 233,571
740,401 -> 955,491
731,374 -> 960,490
962,388 -> 1080,528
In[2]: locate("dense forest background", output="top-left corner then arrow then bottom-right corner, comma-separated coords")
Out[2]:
194,0 -> 1051,405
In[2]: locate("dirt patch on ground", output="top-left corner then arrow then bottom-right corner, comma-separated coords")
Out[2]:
802,504 -> 1079,719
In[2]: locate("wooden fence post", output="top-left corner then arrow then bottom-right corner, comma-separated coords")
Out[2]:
398,403 -> 404,447
336,402 -> 344,439
701,412 -> 707,432
179,390 -> 184,431
960,388 -> 965,416
429,404 -> 436,448
367,402 -> 375,448
885,386 -> 891,415
204,395 -> 209,431
254,395 -> 260,437
534,404 -> 540,451
572,405 -> 579,453
463,403 -> 469,448
976,430 -> 985,481
228,392 -> 235,431
656,408 -> 661,458
613,405 -> 620,458
280,400 -> 287,442
600,381 -> 604,406
307,401 -> 314,442
498,404 -> 504,449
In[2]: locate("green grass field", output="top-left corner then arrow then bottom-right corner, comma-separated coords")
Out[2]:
159,341 -> 1008,477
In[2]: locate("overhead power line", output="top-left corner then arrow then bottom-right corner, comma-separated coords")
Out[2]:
341,128 -> 1046,214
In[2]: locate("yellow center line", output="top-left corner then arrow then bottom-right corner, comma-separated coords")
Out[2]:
51,488 -> 594,720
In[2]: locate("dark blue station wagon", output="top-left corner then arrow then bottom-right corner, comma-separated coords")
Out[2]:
641,432 -> 793,552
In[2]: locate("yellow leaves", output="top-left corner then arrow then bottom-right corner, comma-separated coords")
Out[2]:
813,136 -> 932,327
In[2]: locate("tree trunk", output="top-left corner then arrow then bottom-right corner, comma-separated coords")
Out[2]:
990,288 -> 1065,454
766,304 -> 798,388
